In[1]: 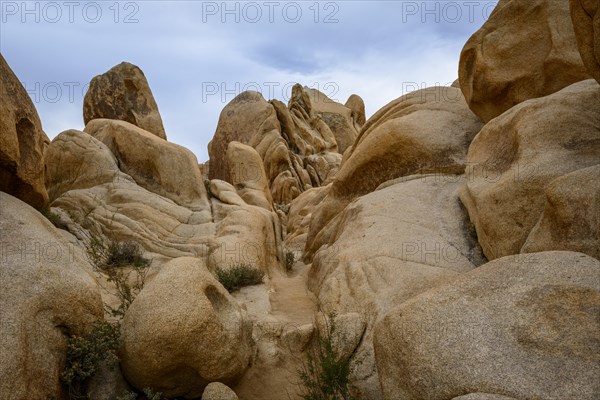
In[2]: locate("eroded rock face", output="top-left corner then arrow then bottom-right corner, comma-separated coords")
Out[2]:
460,79 -> 600,260
0,192 -> 104,399
227,141 -> 273,211
83,62 -> 167,139
571,0 -> 600,83
202,382 -> 239,400
0,54 -> 49,209
522,165 -> 600,259
459,0 -> 591,122
120,257 -> 253,398
208,86 -> 359,204
306,86 -> 483,258
309,175 -> 484,399
84,119 -> 209,211
374,251 -> 600,400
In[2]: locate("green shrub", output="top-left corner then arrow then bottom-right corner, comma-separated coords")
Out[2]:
216,263 -> 265,292
117,388 -> 164,400
86,237 -> 151,318
62,320 -> 120,398
204,179 -> 213,199
297,313 -> 356,400
286,251 -> 296,272
41,208 -> 67,229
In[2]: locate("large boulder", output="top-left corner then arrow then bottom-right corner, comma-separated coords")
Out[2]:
226,141 -> 273,211
306,86 -> 483,258
459,0 -> 591,122
45,128 -> 214,259
0,53 -> 49,209
120,257 -> 253,398
374,251 -> 600,400
208,91 -> 280,183
522,165 -> 600,259
83,62 -> 167,139
208,87 -> 356,204
571,0 -> 600,83
84,119 -> 209,211
0,192 -> 104,399
308,175 -> 484,399
202,382 -> 238,400
461,79 -> 600,260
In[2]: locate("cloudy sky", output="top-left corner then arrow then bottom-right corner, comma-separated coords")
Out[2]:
1,0 -> 497,161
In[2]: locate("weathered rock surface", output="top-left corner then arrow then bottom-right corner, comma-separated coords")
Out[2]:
120,257 -> 253,398
451,395 -> 518,400
0,54 -> 49,209
45,128 -> 215,259
459,0 -> 591,122
208,86 -> 359,204
227,141 -> 273,211
83,62 -> 167,139
202,382 -> 239,400
309,175 -> 484,399
522,165 -> 600,259
461,79 -> 600,260
0,192 -> 104,399
571,0 -> 600,83
374,251 -> 600,400
306,86 -> 483,258
84,119 -> 209,211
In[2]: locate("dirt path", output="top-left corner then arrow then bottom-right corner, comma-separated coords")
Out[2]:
232,261 -> 318,400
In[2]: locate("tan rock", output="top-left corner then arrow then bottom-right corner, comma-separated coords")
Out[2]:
461,80 -> 600,260
83,62 -> 166,139
522,165 -> 600,260
571,0 -> 600,83
459,0 -> 590,122
0,192 -> 104,399
209,195 -> 283,275
227,141 -> 273,211
0,53 -> 48,209
452,395 -> 517,400
345,94 -> 366,128
374,251 -> 600,400
45,129 -> 215,259
120,257 -> 253,398
84,119 -> 209,211
202,382 -> 238,400
309,175 -> 483,399
306,86 -> 483,258
208,91 -> 280,183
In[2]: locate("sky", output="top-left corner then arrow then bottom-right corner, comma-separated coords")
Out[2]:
0,0 -> 498,162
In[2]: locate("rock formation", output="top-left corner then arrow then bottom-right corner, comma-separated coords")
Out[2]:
0,192 -> 104,399
208,85 -> 360,204
305,86 -> 483,259
120,257 -> 253,398
374,251 -> 600,400
1,1 -> 599,397
83,62 -> 167,139
460,79 -> 600,260
0,53 -> 49,209
571,0 -> 600,83
459,0 -> 590,122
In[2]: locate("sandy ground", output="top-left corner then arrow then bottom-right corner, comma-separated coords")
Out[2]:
232,261 -> 318,400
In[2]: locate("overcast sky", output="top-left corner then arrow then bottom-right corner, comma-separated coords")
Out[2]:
1,0 -> 497,161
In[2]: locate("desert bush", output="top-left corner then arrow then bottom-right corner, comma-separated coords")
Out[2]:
297,313 -> 356,400
41,208 -> 67,229
117,387 -> 164,400
86,237 -> 151,318
286,251 -> 296,272
216,263 -> 265,292
62,320 -> 120,399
